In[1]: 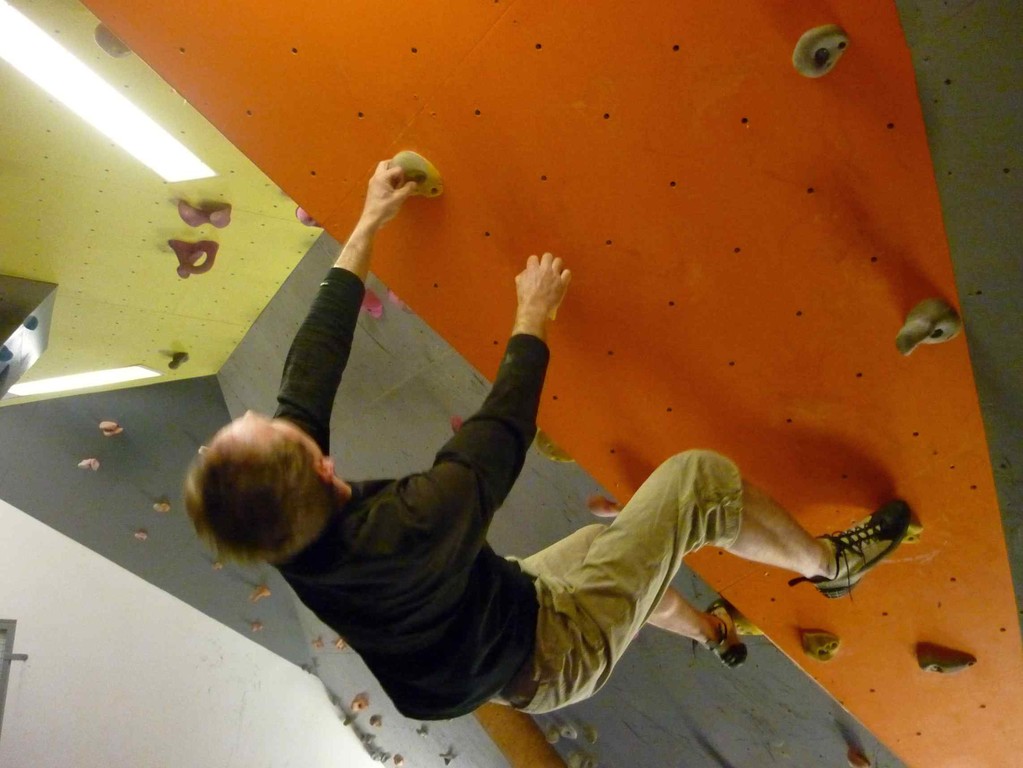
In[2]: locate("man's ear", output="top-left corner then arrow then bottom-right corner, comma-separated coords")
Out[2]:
314,456 -> 336,484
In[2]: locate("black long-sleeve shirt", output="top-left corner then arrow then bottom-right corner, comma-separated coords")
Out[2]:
274,267 -> 546,720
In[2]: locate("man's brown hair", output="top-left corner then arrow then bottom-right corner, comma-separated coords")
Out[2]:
184,437 -> 335,564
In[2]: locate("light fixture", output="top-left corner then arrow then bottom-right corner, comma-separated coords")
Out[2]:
6,365 -> 160,397
0,1 -> 215,183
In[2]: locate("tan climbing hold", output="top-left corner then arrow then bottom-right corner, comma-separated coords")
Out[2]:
534,430 -> 574,462
393,756 -> 405,767
903,517 -> 924,544
896,298 -> 962,355
334,636 -> 347,650
351,693 -> 370,712
847,746 -> 872,768
792,25 -> 849,78
801,629 -> 841,661
544,725 -> 561,744
583,724 -> 599,744
249,584 -> 272,602
311,636 -> 324,649
99,420 -> 123,436
211,560 -> 224,571
567,751 -> 598,768
391,150 -> 443,197
153,501 -> 172,513
916,642 -> 976,674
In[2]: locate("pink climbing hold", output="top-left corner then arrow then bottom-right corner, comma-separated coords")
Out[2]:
78,458 -> 100,471
361,289 -> 384,318
177,200 -> 232,229
133,528 -> 148,541
249,621 -> 264,633
168,239 -> 219,278
450,416 -> 464,433
587,494 -> 621,518
295,206 -> 320,227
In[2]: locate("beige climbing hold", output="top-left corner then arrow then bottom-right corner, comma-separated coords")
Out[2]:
211,560 -> 224,571
133,528 -> 148,541
391,151 -> 443,197
334,636 -> 347,650
249,621 -> 264,633
847,746 -> 872,768
99,420 -> 123,436
153,501 -> 172,513
351,693 -> 370,712
544,725 -> 561,744
369,714 -> 383,727
903,517 -> 924,544
582,724 -> 599,744
896,298 -> 962,355
916,642 -> 976,674
249,584 -> 272,603
792,25 -> 849,78
534,430 -> 574,462
78,458 -> 100,471
801,629 -> 841,661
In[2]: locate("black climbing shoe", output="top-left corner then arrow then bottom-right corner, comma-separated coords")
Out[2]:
704,599 -> 748,667
789,500 -> 912,599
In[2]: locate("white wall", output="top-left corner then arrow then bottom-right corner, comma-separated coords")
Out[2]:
0,499 -> 376,768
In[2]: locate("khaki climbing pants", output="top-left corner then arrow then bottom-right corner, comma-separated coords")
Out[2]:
515,450 -> 744,714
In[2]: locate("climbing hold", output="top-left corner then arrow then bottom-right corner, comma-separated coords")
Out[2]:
351,693 -> 370,711
168,239 -> 219,278
450,415 -> 463,433
393,756 -> 405,768
153,501 -> 172,513
792,25 -> 849,78
544,725 -> 560,744
587,494 -> 621,518
133,528 -> 148,541
99,420 -> 123,436
439,748 -> 457,765
0,346 -> 11,363
896,298 -> 963,355
295,206 -> 320,227
78,458 -> 100,471
211,560 -> 223,571
94,23 -> 131,57
334,636 -> 347,650
391,151 -> 444,197
708,597 -> 762,636
178,200 -> 232,228
369,714 -> 383,728
387,290 -> 411,312
169,351 -> 190,370
23,316 -> 39,331
903,517 -> 924,544
311,636 -> 324,649
249,620 -> 264,633
361,289 -> 384,319
249,584 -> 272,603
557,721 -> 579,740
582,724 -> 599,744
534,430 -> 574,462
847,747 -> 872,768
801,629 -> 841,661
916,642 -> 976,674
567,751 -> 599,768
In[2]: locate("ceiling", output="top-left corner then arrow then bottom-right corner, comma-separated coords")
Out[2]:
1,0 -> 1020,766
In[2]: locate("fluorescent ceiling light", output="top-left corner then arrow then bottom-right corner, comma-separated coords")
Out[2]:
0,1 -> 215,182
7,365 -> 160,397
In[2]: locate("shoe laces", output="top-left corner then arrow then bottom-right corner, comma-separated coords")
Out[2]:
826,517 -> 884,580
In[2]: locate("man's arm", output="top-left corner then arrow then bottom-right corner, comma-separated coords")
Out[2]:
413,253 -> 572,523
274,162 -> 416,448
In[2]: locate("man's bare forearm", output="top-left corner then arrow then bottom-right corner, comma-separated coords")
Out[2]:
334,220 -> 379,282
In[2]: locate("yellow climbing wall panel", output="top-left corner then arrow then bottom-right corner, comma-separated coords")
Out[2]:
0,0 -> 320,404
72,0 -> 1023,764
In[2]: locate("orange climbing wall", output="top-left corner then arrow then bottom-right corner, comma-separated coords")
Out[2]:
80,1 -> 1021,764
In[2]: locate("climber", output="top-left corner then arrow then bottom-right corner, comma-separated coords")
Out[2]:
184,159 -> 912,718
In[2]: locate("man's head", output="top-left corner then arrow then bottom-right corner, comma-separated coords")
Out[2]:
184,411 -> 351,564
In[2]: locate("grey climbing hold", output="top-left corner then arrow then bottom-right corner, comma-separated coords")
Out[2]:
793,25 -> 849,78
896,298 -> 962,355
916,642 -> 976,674
94,24 -> 132,58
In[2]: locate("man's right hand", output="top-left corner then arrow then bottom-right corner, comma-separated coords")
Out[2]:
512,253 -> 572,341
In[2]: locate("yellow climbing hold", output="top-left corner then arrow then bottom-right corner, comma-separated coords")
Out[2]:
392,150 -> 443,197
534,430 -> 574,462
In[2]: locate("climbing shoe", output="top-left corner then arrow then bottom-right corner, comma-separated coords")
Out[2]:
789,500 -> 912,599
704,599 -> 748,667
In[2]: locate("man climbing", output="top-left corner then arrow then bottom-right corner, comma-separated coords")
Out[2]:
184,159 -> 912,718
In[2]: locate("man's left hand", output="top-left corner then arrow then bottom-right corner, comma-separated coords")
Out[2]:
360,160 -> 417,230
